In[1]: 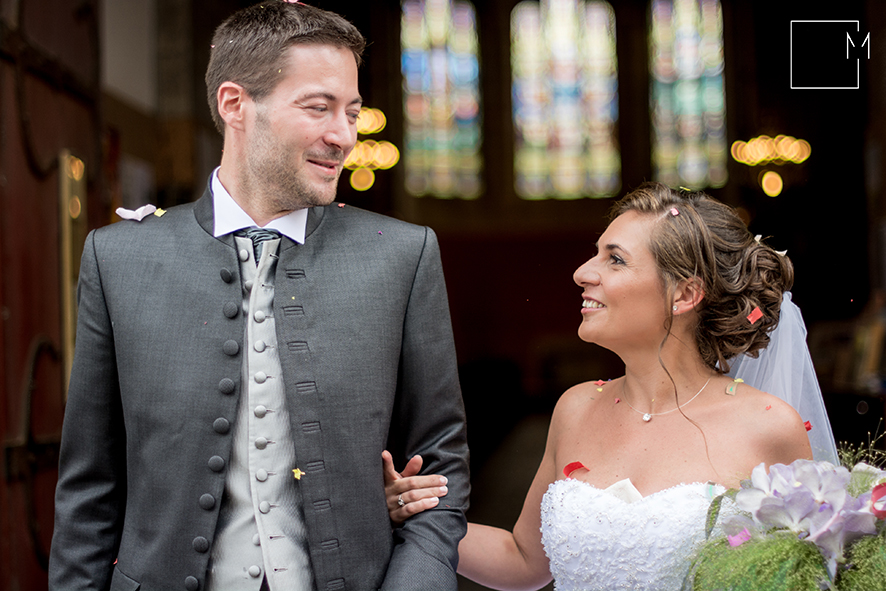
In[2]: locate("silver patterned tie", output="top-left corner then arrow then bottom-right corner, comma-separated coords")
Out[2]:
236,227 -> 281,263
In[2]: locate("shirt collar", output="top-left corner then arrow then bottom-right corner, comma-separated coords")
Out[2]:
211,167 -> 308,244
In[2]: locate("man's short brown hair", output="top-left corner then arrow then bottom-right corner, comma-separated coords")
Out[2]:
205,1 -> 365,134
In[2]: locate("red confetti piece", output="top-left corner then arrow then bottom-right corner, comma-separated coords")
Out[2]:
804,421 -> 812,432
593,379 -> 606,386
765,405 -> 771,410
871,483 -> 886,519
563,461 -> 587,478
615,398 -> 620,403
337,203 -> 345,208
747,307 -> 763,324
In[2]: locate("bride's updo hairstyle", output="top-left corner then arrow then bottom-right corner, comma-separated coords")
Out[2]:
611,182 -> 794,374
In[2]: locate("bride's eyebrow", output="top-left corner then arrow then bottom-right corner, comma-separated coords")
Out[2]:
601,242 -> 631,257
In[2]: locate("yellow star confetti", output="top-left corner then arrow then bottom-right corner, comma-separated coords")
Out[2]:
292,468 -> 304,480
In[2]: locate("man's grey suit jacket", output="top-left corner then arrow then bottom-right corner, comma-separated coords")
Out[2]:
49,189 -> 470,591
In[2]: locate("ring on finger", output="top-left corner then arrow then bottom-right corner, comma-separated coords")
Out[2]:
397,494 -> 406,507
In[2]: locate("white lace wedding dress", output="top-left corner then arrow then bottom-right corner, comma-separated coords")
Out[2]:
540,477 -> 736,591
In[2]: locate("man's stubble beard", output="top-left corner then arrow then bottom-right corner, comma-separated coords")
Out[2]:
246,112 -> 343,211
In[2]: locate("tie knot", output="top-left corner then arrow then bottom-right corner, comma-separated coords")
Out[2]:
237,227 -> 281,244
236,227 -> 281,264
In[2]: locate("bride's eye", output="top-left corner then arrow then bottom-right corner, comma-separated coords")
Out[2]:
610,254 -> 625,266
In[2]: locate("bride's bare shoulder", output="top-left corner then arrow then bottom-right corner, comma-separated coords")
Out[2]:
721,381 -> 812,463
552,378 -> 620,423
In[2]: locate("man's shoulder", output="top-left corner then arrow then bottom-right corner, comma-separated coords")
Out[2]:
93,202 -> 200,244
316,203 -> 431,242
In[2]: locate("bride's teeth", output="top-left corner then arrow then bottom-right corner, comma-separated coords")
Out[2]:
583,300 -> 604,309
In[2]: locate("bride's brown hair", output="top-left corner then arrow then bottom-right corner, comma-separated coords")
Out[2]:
610,182 -> 794,374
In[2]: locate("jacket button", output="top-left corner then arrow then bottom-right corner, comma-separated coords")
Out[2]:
213,418 -> 230,434
199,494 -> 215,510
208,456 -> 225,472
253,310 -> 266,323
184,576 -> 199,591
222,340 -> 239,356
223,301 -> 239,318
220,268 -> 233,283
218,378 -> 235,395
192,536 -> 210,553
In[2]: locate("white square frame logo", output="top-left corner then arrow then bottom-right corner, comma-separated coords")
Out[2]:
790,20 -> 860,90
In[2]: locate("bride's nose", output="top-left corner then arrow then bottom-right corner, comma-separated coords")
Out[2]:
573,258 -> 601,287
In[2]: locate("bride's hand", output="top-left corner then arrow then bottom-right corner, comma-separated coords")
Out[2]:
382,450 -> 449,524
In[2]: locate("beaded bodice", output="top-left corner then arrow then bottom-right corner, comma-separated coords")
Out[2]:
540,478 -> 733,591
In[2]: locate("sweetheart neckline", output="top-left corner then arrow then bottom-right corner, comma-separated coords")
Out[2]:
552,477 -> 723,502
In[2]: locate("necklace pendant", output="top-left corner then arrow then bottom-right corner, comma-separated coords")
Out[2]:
642,413 -> 652,422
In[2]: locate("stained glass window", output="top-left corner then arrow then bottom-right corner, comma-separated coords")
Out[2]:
649,0 -> 727,188
401,0 -> 482,199
512,0 -> 620,200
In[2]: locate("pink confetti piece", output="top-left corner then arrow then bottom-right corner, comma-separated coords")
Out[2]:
116,204 -> 156,221
727,528 -> 751,547
593,379 -> 606,386
669,207 -> 679,216
563,461 -> 587,478
378,231 -> 383,235
765,405 -> 772,410
804,421 -> 812,432
337,203 -> 345,208
747,307 -> 763,324
615,398 -> 620,404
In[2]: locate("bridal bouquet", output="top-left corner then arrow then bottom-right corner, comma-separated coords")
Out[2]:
687,459 -> 886,590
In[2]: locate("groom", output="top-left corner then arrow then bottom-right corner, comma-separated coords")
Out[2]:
48,2 -> 469,590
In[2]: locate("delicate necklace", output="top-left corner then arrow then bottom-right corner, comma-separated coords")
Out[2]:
622,376 -> 712,422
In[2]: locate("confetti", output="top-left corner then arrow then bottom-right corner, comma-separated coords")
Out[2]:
563,461 -> 586,478
337,203 -> 345,208
154,208 -> 166,217
378,231 -> 383,235
596,387 -> 603,392
292,468 -> 304,480
669,207 -> 679,216
615,398 -> 620,404
727,528 -> 752,547
747,307 -> 763,324
593,379 -> 606,386
725,378 -> 743,396
804,421 -> 812,432
765,405 -> 772,410
872,483 -> 886,519
116,204 -> 156,221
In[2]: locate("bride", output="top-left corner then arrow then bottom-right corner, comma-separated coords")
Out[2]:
383,183 -> 831,591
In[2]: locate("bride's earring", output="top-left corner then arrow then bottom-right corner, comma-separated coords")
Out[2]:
673,305 -> 678,312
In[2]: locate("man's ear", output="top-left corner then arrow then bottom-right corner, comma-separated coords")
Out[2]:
672,277 -> 705,315
217,82 -> 249,131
